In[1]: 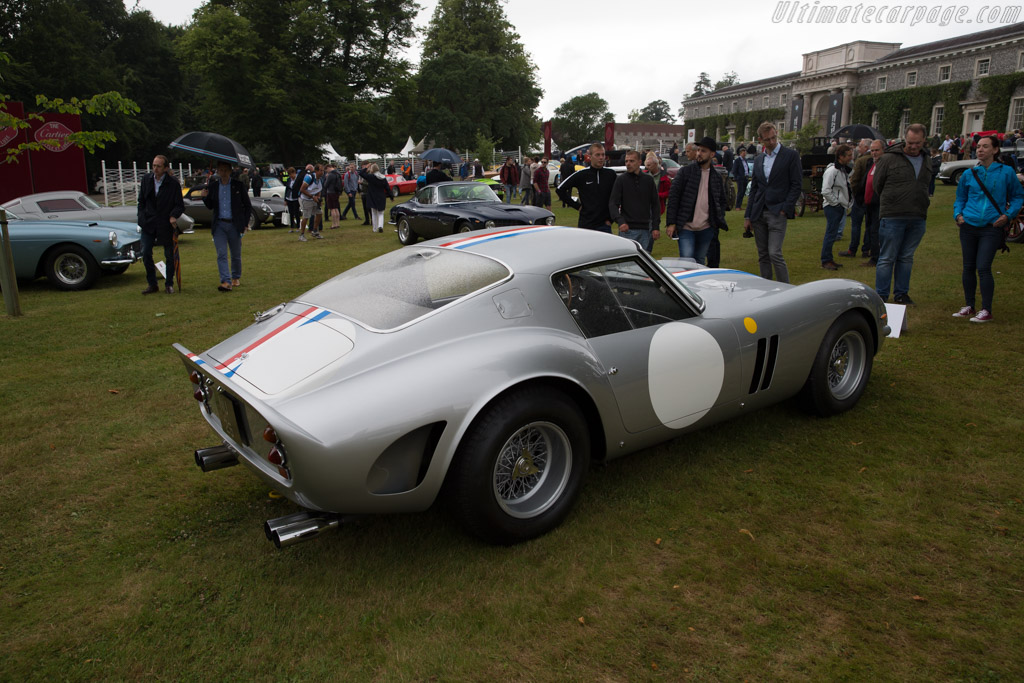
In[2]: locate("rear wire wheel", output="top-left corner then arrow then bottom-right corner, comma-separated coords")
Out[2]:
447,388 -> 589,544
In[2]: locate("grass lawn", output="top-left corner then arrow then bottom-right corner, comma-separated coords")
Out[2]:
1,184 -> 1022,680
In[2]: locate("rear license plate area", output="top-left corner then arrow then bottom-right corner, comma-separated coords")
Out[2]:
211,388 -> 250,446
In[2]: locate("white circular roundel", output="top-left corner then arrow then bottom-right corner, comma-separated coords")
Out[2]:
648,323 -> 725,430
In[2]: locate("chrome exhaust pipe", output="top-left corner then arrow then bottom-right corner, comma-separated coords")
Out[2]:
194,445 -> 238,472
264,511 -> 345,549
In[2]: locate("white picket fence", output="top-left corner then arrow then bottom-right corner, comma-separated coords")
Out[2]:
98,160 -> 195,206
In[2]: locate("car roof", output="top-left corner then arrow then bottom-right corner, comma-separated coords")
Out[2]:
8,190 -> 85,203
423,225 -> 638,274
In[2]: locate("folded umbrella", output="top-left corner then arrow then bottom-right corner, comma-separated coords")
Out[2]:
169,131 -> 256,170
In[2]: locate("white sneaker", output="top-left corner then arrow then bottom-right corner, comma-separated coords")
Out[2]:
298,235 -> 307,242
970,309 -> 992,323
952,305 -> 975,318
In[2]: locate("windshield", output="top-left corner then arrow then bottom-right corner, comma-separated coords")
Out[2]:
439,183 -> 499,203
299,247 -> 511,330
661,158 -> 679,168
79,195 -> 101,209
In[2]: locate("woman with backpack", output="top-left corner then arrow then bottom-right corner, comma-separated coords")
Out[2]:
952,134 -> 1024,323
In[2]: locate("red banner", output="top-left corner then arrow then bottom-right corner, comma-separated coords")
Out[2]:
0,104 -> 87,204
28,113 -> 87,195
542,120 -> 552,160
604,121 -> 615,150
0,101 -> 34,204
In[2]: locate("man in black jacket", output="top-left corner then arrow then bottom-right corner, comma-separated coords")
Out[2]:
424,162 -> 450,186
202,161 -> 253,292
137,154 -> 184,294
743,122 -> 802,283
556,143 -> 617,231
665,137 -> 728,265
609,150 -> 660,252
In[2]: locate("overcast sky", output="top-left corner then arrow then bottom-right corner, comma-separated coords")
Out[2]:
135,0 -> 1013,121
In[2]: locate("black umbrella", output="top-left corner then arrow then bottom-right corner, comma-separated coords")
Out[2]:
169,131 -> 256,169
420,147 -> 462,164
831,124 -> 886,141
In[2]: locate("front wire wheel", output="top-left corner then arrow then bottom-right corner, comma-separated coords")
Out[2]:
798,313 -> 873,416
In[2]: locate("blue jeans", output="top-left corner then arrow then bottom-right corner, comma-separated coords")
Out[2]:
503,184 -> 515,203
821,205 -> 846,263
875,217 -> 926,299
212,220 -> 242,284
677,228 -> 714,264
960,223 -> 1002,312
520,187 -> 533,205
619,227 -> 653,252
847,202 -> 870,254
140,230 -> 173,288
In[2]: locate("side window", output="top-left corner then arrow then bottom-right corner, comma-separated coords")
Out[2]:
416,187 -> 433,204
553,259 -> 695,338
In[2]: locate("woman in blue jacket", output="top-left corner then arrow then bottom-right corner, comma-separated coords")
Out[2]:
952,134 -> 1024,322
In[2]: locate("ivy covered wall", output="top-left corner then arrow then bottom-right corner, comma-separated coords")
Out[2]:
850,81 -> 971,137
979,73 -> 1024,130
683,108 -> 786,142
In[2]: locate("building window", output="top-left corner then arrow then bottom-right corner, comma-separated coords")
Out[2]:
747,98 -> 752,111
777,122 -> 785,134
976,58 -> 990,77
706,106 -> 710,116
938,64 -> 951,82
907,71 -> 917,87
1010,98 -> 1024,130
871,111 -> 880,129
877,76 -> 887,92
900,109 -> 911,134
1019,52 -> 1024,70
718,104 -> 724,114
932,105 -> 944,135
763,95 -> 770,108
732,102 -> 738,113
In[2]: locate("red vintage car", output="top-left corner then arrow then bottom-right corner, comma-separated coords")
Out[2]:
385,174 -> 418,198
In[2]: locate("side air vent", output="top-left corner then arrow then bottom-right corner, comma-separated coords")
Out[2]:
748,335 -> 780,394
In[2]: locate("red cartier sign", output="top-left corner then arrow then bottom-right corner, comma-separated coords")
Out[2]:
0,126 -> 17,148
34,121 -> 74,153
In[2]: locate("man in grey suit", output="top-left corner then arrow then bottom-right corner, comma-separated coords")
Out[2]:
743,121 -> 803,283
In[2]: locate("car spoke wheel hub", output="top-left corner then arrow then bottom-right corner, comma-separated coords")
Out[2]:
492,421 -> 571,519
54,253 -> 88,285
827,331 -> 866,400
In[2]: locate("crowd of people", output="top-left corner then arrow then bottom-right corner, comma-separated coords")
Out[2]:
136,124 -> 1022,321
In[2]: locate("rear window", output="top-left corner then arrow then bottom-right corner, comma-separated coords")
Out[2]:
300,247 -> 511,330
38,198 -> 85,212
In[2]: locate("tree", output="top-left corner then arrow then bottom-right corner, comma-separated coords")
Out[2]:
551,93 -> 614,149
781,120 -> 821,154
631,99 -> 676,124
0,54 -> 139,163
0,1 -> 180,164
177,0 -> 418,163
415,0 -> 541,150
714,71 -> 740,91
692,72 -> 712,97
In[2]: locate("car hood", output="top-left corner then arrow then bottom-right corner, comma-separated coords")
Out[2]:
203,302 -> 357,395
445,202 -> 550,217
12,218 -> 141,238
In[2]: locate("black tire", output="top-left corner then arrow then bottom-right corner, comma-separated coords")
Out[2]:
455,221 -> 473,234
397,216 -> 418,245
950,169 -> 963,185
247,212 -> 258,231
391,186 -> 399,199
447,388 -> 590,544
798,313 -> 873,416
796,192 -> 806,217
1007,216 -> 1024,244
44,245 -> 100,291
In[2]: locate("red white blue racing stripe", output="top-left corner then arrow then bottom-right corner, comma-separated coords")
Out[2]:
188,305 -> 330,378
439,224 -> 567,250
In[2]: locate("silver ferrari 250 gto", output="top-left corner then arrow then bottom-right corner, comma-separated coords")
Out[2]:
175,225 -> 889,547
